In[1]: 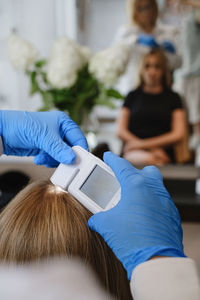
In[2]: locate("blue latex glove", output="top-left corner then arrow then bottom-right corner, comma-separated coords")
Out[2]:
137,34 -> 159,48
88,152 -> 186,280
161,40 -> 176,54
0,110 -> 88,167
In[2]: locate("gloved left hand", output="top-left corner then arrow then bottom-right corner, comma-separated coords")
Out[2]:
137,34 -> 159,48
0,110 -> 88,167
161,40 -> 176,54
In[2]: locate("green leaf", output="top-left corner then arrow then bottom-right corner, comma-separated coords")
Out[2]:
104,88 -> 124,99
40,72 -> 48,84
35,59 -> 47,68
30,71 -> 40,95
40,91 -> 55,110
39,105 -> 51,112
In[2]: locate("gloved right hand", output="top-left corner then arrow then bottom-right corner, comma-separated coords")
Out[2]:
137,34 -> 159,48
88,152 -> 186,280
0,110 -> 88,167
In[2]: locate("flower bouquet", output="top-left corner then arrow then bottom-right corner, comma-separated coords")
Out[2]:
8,35 -> 130,126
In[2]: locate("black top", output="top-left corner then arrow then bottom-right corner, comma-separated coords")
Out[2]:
123,87 -> 183,139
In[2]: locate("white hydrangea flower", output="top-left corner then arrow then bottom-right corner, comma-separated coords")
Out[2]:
47,37 -> 89,89
8,34 -> 39,70
89,43 -> 130,86
50,37 -> 78,58
47,56 -> 77,89
79,46 -> 92,64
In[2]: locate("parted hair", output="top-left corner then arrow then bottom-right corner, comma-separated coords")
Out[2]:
0,180 -> 132,299
139,48 -> 171,88
126,0 -> 158,27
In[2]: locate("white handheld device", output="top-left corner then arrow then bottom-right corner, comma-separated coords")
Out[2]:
50,146 -> 121,214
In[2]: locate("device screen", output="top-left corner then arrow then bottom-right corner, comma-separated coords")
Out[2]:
80,165 -> 120,208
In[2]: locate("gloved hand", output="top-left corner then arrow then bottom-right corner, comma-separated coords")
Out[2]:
88,152 -> 186,280
161,40 -> 176,54
0,110 -> 88,167
137,34 -> 159,48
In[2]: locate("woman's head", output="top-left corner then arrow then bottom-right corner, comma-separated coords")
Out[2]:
139,49 -> 171,88
127,0 -> 158,28
0,181 -> 132,299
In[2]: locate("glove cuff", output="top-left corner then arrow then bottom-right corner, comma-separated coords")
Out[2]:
124,247 -> 186,280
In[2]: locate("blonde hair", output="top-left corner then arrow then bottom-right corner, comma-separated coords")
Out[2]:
126,0 -> 158,27
139,49 -> 171,88
0,180 -> 132,299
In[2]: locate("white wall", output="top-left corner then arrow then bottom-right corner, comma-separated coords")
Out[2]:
0,0 -> 20,111
15,0 -> 58,111
81,0 -> 127,52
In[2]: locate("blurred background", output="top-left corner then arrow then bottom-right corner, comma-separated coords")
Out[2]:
0,0 -> 200,275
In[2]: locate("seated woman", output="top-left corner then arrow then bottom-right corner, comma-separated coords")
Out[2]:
117,49 -> 186,166
0,180 -> 132,299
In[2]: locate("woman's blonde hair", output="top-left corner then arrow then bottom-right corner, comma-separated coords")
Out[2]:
139,49 -> 171,88
126,0 -> 158,27
0,180 -> 132,299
